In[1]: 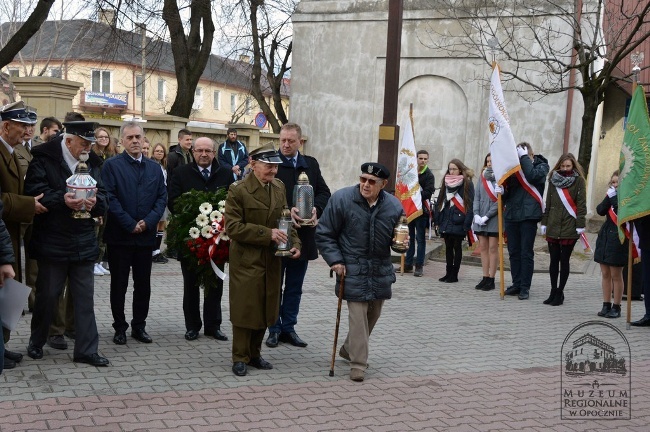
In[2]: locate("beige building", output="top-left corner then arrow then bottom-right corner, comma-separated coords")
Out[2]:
1,19 -> 289,131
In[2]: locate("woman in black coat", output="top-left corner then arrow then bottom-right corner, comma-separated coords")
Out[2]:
435,159 -> 474,283
594,170 -> 628,318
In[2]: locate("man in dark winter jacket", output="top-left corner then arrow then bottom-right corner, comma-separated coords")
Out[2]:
265,123 -> 330,349
168,137 -> 234,342
316,162 -> 404,382
404,150 -> 435,277
217,128 -> 248,181
167,128 -> 194,181
501,142 -> 549,300
25,121 -> 109,366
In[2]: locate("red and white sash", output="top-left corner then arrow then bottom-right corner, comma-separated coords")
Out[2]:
515,171 -> 545,212
481,174 -> 498,203
608,206 -> 641,260
555,186 -> 590,251
451,193 -> 478,246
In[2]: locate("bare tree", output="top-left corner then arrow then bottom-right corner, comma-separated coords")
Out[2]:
418,0 -> 650,174
0,0 -> 56,69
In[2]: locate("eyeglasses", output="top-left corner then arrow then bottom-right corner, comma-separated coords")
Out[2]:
193,149 -> 214,154
359,176 -> 380,186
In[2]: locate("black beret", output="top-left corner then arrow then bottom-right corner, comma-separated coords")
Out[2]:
361,162 -> 390,179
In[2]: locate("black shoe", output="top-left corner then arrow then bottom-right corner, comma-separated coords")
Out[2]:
605,305 -> 621,318
113,331 -> 127,345
543,288 -> 558,305
152,253 -> 169,264
438,274 -> 449,282
265,332 -> 280,348
4,350 -> 23,363
413,265 -> 423,277
131,328 -> 153,343
631,316 -> 650,327
550,291 -> 564,306
480,278 -> 495,291
248,357 -> 273,370
213,329 -> 228,341
74,353 -> 110,367
279,332 -> 308,347
47,335 -> 68,350
475,277 -> 488,290
27,341 -> 43,360
64,330 -> 76,340
598,302 -> 612,317
4,357 -> 16,369
505,286 -> 520,296
518,290 -> 530,300
185,330 -> 199,341
232,361 -> 247,376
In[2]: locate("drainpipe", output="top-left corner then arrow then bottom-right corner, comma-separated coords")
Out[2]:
563,0 -> 582,154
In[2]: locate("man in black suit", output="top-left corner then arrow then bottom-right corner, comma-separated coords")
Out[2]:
169,137 -> 234,341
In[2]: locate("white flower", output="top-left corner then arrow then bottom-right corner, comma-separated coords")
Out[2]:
189,227 -> 200,239
218,200 -> 225,209
196,214 -> 209,227
210,210 -> 222,221
201,225 -> 213,239
199,202 -> 213,215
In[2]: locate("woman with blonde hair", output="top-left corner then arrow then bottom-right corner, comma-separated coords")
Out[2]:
150,143 -> 169,264
435,158 -> 474,283
93,127 -> 116,160
472,153 -> 499,291
540,153 -> 586,306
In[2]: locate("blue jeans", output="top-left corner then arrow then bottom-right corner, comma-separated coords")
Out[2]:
406,215 -> 428,266
505,219 -> 538,292
269,259 -> 309,334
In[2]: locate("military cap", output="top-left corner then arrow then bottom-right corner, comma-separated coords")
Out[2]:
250,143 -> 282,164
63,121 -> 100,142
0,101 -> 37,124
361,162 -> 390,179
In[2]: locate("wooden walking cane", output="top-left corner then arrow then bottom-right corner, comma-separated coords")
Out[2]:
329,274 -> 345,377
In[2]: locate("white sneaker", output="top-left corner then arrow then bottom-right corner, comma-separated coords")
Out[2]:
97,263 -> 110,275
93,264 -> 104,276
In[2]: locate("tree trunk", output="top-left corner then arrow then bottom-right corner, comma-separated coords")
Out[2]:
0,0 -> 56,69
578,91 -> 600,177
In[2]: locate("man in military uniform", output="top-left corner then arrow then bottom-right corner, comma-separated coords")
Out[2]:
224,144 -> 301,377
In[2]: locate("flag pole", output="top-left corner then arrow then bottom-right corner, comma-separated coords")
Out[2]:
626,222 -> 633,329
491,60 -> 506,300
400,103 -> 416,274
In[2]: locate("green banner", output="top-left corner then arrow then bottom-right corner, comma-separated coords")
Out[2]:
618,85 -> 650,240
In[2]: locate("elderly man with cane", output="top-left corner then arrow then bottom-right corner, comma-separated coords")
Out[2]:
316,162 -> 404,382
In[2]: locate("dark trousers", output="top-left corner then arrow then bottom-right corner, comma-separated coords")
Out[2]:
444,235 -> 464,270
30,260 -> 98,357
406,215 -> 428,267
269,259 -> 309,334
0,309 -> 4,373
505,219 -> 538,291
107,245 -> 153,333
548,240 -> 576,290
181,258 -> 223,332
232,326 -> 265,363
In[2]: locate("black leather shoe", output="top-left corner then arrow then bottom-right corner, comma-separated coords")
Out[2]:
265,332 -> 280,348
205,328 -> 228,341
248,357 -> 273,370
505,286 -> 520,296
4,357 -> 16,369
279,332 -> 308,347
185,330 -> 199,341
113,331 -> 127,345
518,290 -> 530,300
631,316 -> 650,327
152,253 -> 169,264
232,361 -> 247,376
131,328 -> 153,343
74,353 -> 110,367
4,350 -> 23,363
64,330 -> 76,340
47,335 -> 68,350
27,341 -> 43,360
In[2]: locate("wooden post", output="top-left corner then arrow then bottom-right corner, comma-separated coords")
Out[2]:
498,194 -> 505,299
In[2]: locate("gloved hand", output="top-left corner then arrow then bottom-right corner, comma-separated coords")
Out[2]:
517,145 -> 528,158
540,225 -> 547,235
494,185 -> 504,195
480,216 -> 489,225
607,186 -> 617,198
473,214 -> 482,226
576,227 -> 585,235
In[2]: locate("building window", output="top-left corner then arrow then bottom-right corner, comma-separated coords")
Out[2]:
213,90 -> 221,110
8,68 -> 19,77
245,97 -> 252,114
91,70 -> 111,93
158,79 -> 166,101
193,87 -> 203,110
49,68 -> 62,78
136,75 -> 143,97
230,94 -> 237,113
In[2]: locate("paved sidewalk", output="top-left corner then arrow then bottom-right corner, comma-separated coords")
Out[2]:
1,254 -> 650,431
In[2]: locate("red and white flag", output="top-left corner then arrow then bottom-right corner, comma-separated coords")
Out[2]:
395,112 -> 422,223
488,64 -> 521,185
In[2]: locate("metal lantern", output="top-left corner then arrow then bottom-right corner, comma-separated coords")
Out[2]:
293,172 -> 315,226
275,207 -> 294,256
65,152 -> 97,219
391,216 -> 409,253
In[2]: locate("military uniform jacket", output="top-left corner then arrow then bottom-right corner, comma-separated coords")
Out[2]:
225,173 -> 301,329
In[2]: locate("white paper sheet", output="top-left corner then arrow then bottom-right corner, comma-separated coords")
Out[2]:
0,278 -> 31,331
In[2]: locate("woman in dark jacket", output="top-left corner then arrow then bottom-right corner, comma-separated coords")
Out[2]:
435,159 -> 474,283
540,153 -> 586,306
594,171 -> 628,318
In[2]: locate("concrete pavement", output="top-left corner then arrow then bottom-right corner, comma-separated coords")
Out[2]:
1,250 -> 650,431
